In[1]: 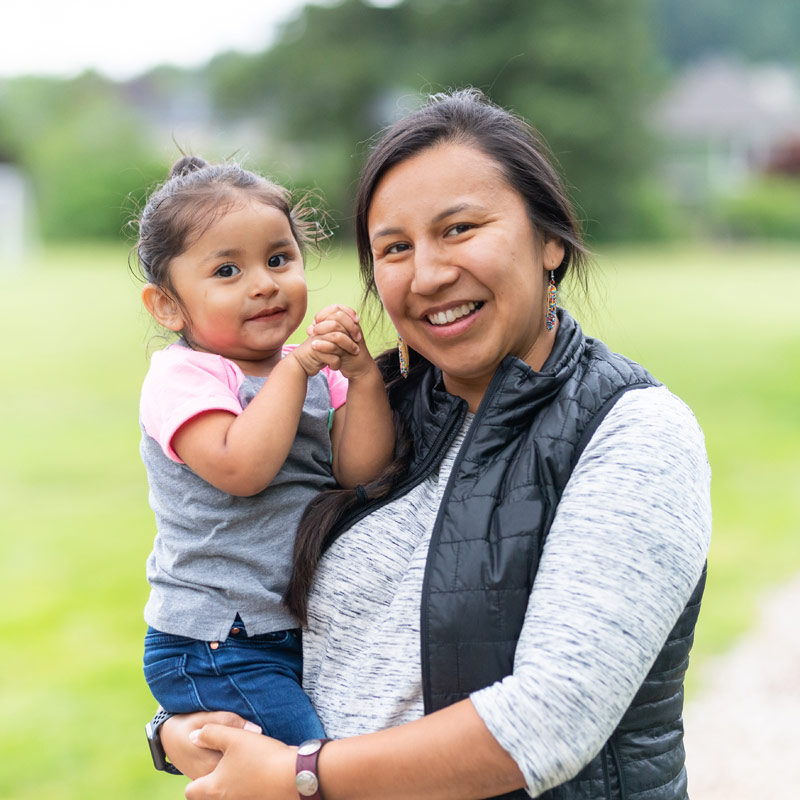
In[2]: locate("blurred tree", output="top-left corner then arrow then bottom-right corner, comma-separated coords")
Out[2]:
0,72 -> 162,241
649,0 -> 800,66
208,0 -> 661,240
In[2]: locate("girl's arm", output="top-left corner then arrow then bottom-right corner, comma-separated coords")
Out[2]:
173,337 -> 356,497
309,305 -> 395,488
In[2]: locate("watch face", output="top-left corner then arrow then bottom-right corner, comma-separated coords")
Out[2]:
295,769 -> 319,796
297,739 -> 322,756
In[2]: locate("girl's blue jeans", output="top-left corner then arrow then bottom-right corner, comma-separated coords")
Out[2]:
143,620 -> 325,746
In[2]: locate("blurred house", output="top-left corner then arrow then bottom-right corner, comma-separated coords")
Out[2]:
0,152 -> 34,270
654,58 -> 800,206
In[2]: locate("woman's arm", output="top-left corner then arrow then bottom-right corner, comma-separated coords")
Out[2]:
185,698 -> 524,800
309,305 -> 395,488
470,385 -> 711,794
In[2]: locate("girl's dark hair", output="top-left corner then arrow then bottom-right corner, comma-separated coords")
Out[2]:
285,88 -> 589,622
133,155 -> 318,303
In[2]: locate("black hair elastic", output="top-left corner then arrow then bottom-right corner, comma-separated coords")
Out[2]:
355,485 -> 368,504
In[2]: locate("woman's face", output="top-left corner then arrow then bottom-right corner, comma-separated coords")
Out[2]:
368,142 -> 564,407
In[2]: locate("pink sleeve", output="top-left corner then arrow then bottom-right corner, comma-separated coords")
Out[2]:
323,366 -> 349,409
140,345 -> 245,463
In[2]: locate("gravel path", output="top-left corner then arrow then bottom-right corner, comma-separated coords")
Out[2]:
683,574 -> 800,799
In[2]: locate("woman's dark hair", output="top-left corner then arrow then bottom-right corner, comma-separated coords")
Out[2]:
133,155 -> 318,306
285,88 -> 588,622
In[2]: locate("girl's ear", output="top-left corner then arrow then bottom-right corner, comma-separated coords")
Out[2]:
142,284 -> 186,332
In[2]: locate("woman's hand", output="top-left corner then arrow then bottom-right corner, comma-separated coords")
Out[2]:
306,305 -> 378,381
160,711 -> 261,780
184,724 -> 297,800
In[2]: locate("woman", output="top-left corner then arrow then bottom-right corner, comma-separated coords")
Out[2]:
157,89 -> 711,800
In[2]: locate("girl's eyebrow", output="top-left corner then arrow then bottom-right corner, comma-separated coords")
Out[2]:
370,203 -> 487,246
201,240 -> 296,263
201,248 -> 242,263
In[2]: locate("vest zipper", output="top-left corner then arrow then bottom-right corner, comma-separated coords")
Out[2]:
602,746 -> 612,798
609,739 -> 627,800
420,362 -> 511,714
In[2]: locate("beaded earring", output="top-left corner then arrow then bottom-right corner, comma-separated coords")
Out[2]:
545,268 -> 557,331
397,335 -> 409,378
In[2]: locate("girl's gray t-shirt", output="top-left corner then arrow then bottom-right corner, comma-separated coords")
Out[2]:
142,371 -> 337,643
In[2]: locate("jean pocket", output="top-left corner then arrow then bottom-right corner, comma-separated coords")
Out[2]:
143,653 -> 206,714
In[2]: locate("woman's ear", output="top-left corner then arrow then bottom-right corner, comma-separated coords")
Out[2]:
141,283 -> 186,332
543,238 -> 565,273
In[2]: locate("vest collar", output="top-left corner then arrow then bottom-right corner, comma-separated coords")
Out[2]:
401,310 -> 587,460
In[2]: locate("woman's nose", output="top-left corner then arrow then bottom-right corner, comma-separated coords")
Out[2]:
410,247 -> 459,296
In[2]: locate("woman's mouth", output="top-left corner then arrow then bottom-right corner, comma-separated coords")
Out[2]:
425,301 -> 483,326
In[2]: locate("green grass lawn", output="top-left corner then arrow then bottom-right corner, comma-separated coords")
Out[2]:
1,240 -> 798,798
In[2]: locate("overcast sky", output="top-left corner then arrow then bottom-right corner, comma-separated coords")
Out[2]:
0,0 -> 329,81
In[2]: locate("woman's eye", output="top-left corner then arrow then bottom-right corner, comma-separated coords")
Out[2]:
215,263 -> 240,278
385,242 -> 410,256
446,223 -> 474,236
268,254 -> 288,268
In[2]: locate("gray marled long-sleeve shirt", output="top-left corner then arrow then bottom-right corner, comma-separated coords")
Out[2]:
303,385 -> 711,797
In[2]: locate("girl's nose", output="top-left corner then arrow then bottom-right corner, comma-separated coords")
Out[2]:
250,267 -> 279,296
410,245 -> 459,296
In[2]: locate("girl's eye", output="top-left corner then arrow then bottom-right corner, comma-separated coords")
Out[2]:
385,242 -> 411,256
268,254 -> 288,268
215,263 -> 240,278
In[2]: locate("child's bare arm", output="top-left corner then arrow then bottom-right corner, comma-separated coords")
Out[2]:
172,340 -> 344,497
309,306 -> 395,489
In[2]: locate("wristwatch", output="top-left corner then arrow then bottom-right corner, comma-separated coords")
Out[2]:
295,738 -> 331,798
145,707 -> 183,775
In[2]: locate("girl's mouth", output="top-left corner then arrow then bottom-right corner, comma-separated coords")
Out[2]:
425,301 -> 483,326
248,308 -> 285,321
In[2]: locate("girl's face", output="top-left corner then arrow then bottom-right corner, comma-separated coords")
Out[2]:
149,197 -> 307,375
368,142 -> 564,409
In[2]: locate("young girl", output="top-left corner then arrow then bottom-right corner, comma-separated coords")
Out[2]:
135,156 -> 394,747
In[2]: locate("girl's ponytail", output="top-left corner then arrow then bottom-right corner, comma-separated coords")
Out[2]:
168,155 -> 208,179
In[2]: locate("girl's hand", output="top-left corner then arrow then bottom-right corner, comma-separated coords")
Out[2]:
160,711 -> 261,780
289,333 -> 359,377
308,305 -> 377,381
184,724 -> 297,800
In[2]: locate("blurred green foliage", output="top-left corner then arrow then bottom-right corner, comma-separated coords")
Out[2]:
713,177 -> 800,241
1,0 -> 797,245
211,0 -> 660,240
648,0 -> 800,66
1,0 -> 664,243
1,73 -> 163,240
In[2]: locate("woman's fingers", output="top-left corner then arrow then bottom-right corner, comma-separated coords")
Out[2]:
312,305 -> 362,341
184,726 -> 296,800
312,331 -> 360,356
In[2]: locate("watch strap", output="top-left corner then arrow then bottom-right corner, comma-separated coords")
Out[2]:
295,738 -> 331,799
146,707 -> 183,775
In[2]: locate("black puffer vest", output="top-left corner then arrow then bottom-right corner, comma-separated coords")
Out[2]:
325,311 -> 705,800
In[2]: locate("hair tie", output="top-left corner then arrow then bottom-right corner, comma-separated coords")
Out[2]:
355,485 -> 368,504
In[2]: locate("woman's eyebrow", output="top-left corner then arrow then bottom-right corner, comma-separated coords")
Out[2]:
371,203 -> 488,246
432,202 -> 486,222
